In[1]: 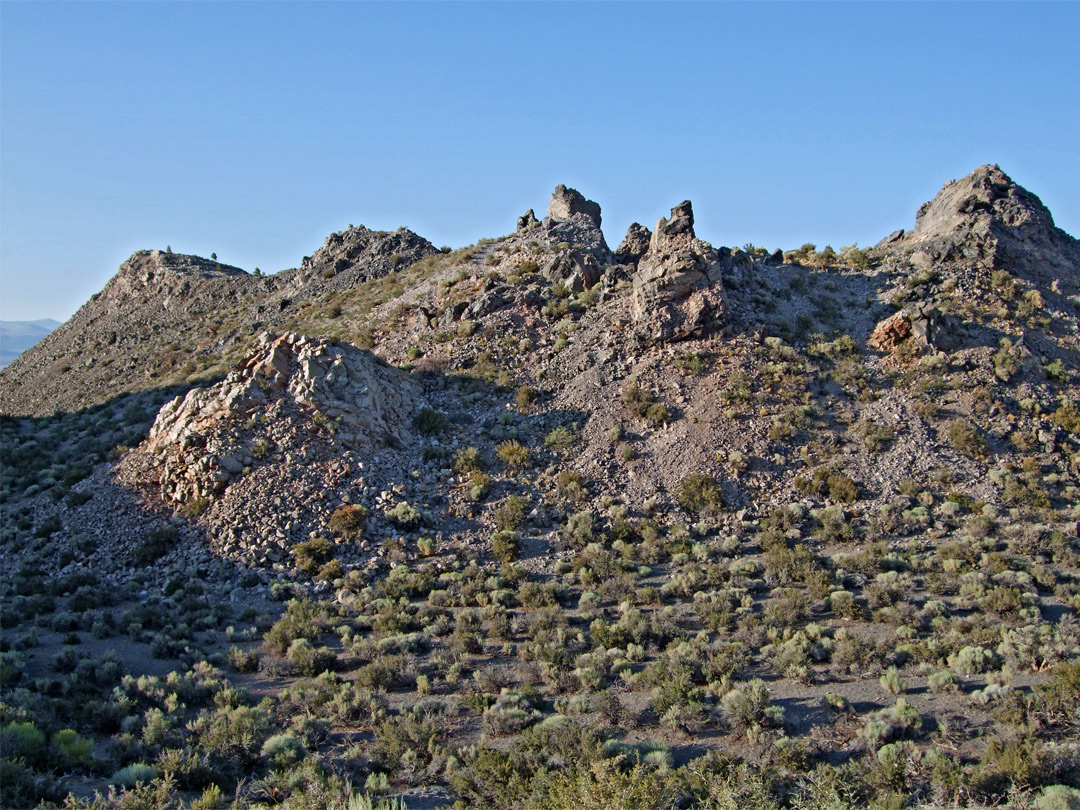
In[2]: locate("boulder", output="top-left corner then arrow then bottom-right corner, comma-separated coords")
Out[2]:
542,250 -> 603,293
869,303 -> 957,354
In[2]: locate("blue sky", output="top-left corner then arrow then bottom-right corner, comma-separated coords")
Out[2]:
2,1 -> 1078,322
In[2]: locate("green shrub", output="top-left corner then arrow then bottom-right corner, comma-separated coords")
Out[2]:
1035,785 -> 1080,810
496,440 -> 531,469
227,645 -> 259,673
385,501 -> 422,527
928,670 -> 962,693
516,386 -> 537,409
721,678 -> 774,731
468,472 -> 493,501
287,639 -> 337,676
945,418 -> 987,459
454,447 -> 485,473
622,384 -> 668,427
292,537 -> 335,575
111,763 -> 158,788
544,426 -> 577,453
327,504 -> 368,539
261,733 -> 306,769
1050,403 -> 1080,434
492,531 -> 520,563
677,473 -> 725,516
493,494 -> 530,531
828,474 -> 860,503
880,666 -> 907,695
560,511 -> 596,550
51,728 -> 93,764
413,407 -> 448,435
1,721 -> 46,766
556,470 -> 589,502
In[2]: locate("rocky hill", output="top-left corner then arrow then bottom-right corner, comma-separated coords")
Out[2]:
0,227 -> 436,417
2,166 -> 1079,810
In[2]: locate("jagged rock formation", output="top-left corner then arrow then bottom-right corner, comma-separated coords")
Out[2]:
614,223 -> 652,265
532,185 -> 614,293
869,165 -> 1079,360
630,200 -> 728,342
516,209 -> 539,232
546,184 -> 602,228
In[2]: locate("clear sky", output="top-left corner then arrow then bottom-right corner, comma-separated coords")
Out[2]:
2,1 -> 1078,322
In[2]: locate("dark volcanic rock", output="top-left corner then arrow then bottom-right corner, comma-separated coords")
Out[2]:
615,223 -> 652,265
292,225 -> 438,291
517,209 -> 539,232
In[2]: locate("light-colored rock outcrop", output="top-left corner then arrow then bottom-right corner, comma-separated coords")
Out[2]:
143,333 -> 419,506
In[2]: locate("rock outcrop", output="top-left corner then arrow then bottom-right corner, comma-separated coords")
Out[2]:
546,184 -> 602,229
630,201 -> 727,342
140,333 -> 420,507
539,185 -> 613,286
542,250 -> 604,293
615,223 -> 652,265
292,225 -> 438,292
516,209 -> 539,232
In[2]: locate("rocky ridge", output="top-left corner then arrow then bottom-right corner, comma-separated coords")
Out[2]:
629,200 -> 729,343
0,230 -> 436,417
287,224 -> 439,293
2,166 -> 1080,809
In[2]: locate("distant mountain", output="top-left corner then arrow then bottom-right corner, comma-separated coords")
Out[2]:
0,318 -> 62,368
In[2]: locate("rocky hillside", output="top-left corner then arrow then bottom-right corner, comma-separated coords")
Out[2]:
2,166 -> 1079,810
0,227 -> 436,417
